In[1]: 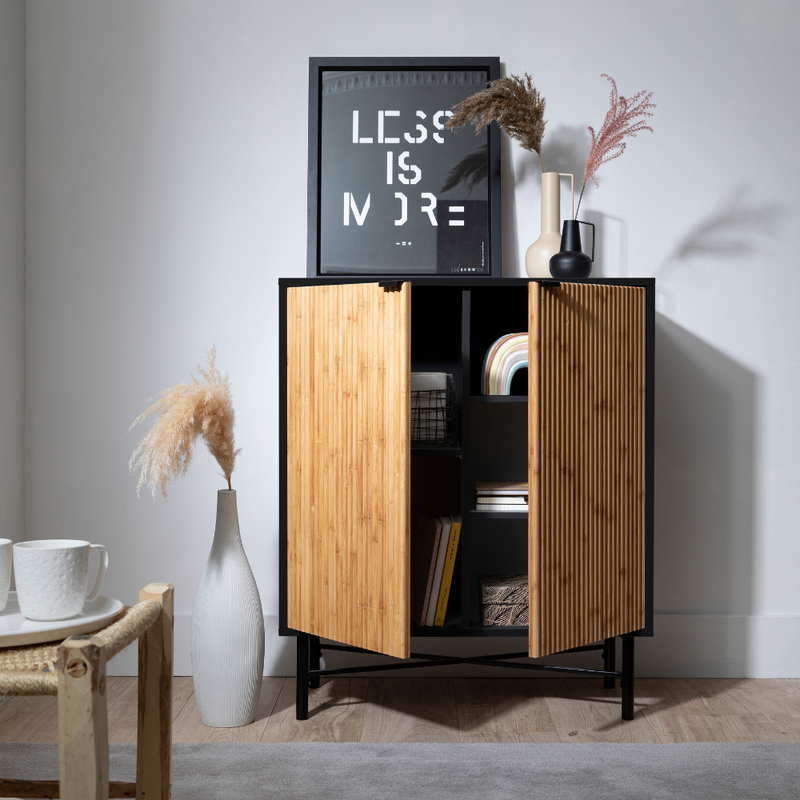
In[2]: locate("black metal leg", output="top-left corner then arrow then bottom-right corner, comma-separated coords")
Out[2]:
621,635 -> 634,720
296,633 -> 309,721
309,635 -> 322,689
603,636 -> 616,689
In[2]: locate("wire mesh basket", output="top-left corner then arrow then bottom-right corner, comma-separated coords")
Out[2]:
410,374 -> 458,447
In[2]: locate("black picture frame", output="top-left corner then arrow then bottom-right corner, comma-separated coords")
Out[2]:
307,56 -> 502,278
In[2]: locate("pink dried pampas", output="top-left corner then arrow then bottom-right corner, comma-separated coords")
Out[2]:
129,347 -> 241,499
577,74 -> 655,216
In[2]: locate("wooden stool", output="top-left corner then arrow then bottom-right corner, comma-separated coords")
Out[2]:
0,583 -> 174,800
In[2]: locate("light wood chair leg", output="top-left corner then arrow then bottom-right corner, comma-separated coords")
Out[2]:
58,635 -> 109,800
136,583 -> 174,800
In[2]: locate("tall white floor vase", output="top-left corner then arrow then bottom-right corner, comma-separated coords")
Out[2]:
191,489 -> 265,727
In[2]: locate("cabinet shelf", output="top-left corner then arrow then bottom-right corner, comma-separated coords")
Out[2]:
470,509 -> 528,520
411,445 -> 462,456
410,621 -> 529,637
470,395 -> 528,403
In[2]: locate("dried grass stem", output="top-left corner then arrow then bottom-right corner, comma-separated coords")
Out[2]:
129,347 -> 240,499
446,73 -> 547,172
577,74 -> 655,216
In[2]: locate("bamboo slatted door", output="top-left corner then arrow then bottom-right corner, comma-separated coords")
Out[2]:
528,282 -> 646,658
286,282 -> 411,659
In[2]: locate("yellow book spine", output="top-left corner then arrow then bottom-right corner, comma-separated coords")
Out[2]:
433,518 -> 461,627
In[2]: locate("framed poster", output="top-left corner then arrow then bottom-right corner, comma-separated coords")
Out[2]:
307,57 -> 501,278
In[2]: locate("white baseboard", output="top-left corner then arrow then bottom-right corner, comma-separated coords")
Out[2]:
105,613 -> 800,679
636,614 -> 800,678
106,613 -> 296,677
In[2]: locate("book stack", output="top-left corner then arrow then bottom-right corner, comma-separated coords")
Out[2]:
410,515 -> 462,627
475,481 -> 528,512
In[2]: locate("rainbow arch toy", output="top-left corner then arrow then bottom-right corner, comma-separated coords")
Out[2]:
481,333 -> 529,395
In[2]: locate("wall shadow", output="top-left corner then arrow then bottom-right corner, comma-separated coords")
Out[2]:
655,315 -> 758,668
655,184 -> 783,315
657,185 -> 782,281
501,134 -> 520,277
533,124 -> 591,187
571,183 -> 779,284
582,209 -> 626,278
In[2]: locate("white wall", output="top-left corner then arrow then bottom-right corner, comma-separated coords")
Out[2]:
18,0 -> 800,677
0,0 -> 25,545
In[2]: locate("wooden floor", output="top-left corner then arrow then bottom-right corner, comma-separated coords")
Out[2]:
2,677 -> 800,744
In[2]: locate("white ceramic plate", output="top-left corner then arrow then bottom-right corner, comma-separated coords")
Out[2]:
0,593 -> 124,647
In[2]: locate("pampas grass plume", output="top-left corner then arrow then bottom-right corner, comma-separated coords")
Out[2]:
129,347 -> 240,499
445,73 -> 547,172
577,74 -> 655,215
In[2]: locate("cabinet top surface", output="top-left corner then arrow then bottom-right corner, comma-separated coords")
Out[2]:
279,276 -> 655,288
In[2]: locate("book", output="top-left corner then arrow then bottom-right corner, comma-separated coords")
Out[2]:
476,496 -> 528,505
425,516 -> 452,626
433,515 -> 461,627
474,504 -> 528,512
409,516 -> 444,627
475,481 -> 528,497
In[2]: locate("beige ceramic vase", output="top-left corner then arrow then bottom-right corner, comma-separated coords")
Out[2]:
525,172 -> 574,278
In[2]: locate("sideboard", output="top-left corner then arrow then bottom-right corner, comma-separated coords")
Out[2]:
278,277 -> 654,720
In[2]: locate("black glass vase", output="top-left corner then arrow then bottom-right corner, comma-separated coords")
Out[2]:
549,220 -> 595,279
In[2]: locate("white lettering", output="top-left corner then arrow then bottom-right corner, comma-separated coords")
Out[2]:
394,192 -> 408,226
404,110 -> 428,144
433,110 -> 453,143
397,151 -> 422,185
421,193 -> 438,226
380,110 -> 400,144
352,110 -> 373,144
343,192 -> 370,226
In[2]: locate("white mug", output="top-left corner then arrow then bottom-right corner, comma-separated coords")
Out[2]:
13,539 -> 109,621
0,539 -> 11,613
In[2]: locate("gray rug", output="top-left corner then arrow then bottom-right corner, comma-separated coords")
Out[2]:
1,742 -> 798,799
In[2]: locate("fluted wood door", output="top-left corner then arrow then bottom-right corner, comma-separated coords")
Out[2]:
528,282 -> 646,658
286,282 -> 411,659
